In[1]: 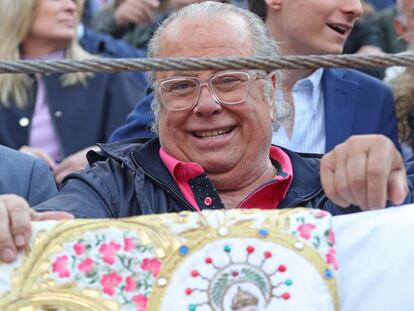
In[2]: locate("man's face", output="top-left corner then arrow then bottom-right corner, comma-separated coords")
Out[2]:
397,0 -> 414,44
156,15 -> 275,175
270,0 -> 363,55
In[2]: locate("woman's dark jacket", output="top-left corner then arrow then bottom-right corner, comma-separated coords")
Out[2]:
35,138 -> 414,218
0,72 -> 141,158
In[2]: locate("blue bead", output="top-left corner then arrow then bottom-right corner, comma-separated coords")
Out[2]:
259,229 -> 268,237
325,269 -> 333,279
179,245 -> 189,255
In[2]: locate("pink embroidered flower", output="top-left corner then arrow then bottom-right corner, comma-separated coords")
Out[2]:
100,272 -> 122,296
99,241 -> 121,265
73,243 -> 86,255
78,257 -> 94,273
124,237 -> 135,251
140,258 -> 161,277
52,255 -> 71,278
132,294 -> 148,310
315,211 -> 328,218
125,276 -> 136,292
326,247 -> 338,270
297,223 -> 316,240
328,229 -> 336,245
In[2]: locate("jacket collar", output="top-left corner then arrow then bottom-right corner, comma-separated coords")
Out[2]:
277,148 -> 322,208
95,138 -> 184,197
323,68 -> 359,152
96,138 -> 323,209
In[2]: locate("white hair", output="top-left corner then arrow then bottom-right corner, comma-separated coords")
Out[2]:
147,1 -> 288,133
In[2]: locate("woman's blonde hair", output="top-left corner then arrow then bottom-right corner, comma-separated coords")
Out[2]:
0,0 -> 93,108
391,65 -> 414,145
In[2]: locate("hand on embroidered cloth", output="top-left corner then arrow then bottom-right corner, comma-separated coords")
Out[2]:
320,135 -> 408,210
53,146 -> 99,185
0,194 -> 73,263
114,0 -> 160,27
19,145 -> 56,170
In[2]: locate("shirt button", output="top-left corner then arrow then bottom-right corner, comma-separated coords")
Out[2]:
204,197 -> 212,206
54,110 -> 62,118
19,117 -> 30,127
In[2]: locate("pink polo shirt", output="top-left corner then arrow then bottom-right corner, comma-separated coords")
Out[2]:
25,50 -> 64,162
159,146 -> 293,211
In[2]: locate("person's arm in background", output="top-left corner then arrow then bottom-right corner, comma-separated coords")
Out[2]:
1,146 -> 57,206
26,157 -> 58,205
108,93 -> 156,142
52,71 -> 145,184
92,0 -> 160,38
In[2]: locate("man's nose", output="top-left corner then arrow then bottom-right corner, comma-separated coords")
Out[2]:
64,0 -> 77,12
341,0 -> 363,19
193,84 -> 222,116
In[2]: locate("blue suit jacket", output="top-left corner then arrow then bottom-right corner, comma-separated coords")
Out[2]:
0,145 -> 57,206
109,68 -> 400,152
322,68 -> 399,151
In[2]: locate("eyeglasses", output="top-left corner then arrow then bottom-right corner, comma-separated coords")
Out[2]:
154,70 -> 268,111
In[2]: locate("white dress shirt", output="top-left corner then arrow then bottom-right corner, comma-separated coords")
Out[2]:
272,68 -> 326,154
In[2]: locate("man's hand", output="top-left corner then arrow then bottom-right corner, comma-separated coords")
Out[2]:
168,0 -> 201,10
114,0 -> 160,26
0,195 -> 73,263
53,146 -> 99,184
19,145 -> 56,170
321,135 -> 408,210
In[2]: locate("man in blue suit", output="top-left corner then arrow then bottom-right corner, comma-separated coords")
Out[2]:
0,145 -> 57,206
252,0 -> 399,154
109,0 -> 400,155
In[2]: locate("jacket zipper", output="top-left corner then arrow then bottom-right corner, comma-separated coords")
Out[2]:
130,152 -> 196,212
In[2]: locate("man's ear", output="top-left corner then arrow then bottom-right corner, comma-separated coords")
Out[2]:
394,18 -> 407,38
267,72 -> 277,120
265,0 -> 282,10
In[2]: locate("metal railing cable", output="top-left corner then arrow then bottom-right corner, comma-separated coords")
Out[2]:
0,53 -> 413,74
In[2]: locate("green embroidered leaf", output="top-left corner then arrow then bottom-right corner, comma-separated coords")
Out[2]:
212,273 -> 229,306
241,268 -> 268,294
312,236 -> 320,249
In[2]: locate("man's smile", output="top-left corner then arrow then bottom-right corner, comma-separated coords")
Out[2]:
326,22 -> 352,36
192,126 -> 236,139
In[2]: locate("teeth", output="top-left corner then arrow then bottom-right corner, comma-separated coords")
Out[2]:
328,24 -> 348,35
194,127 -> 233,138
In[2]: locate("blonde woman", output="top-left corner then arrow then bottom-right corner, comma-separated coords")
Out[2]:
390,66 -> 414,158
0,0 -> 140,183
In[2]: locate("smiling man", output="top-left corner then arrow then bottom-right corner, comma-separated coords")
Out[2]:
248,0 -> 400,154
0,2 -> 411,263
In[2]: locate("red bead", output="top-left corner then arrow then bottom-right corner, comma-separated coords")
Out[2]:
204,197 -> 212,206
191,270 -> 200,277
205,257 -> 213,264
282,292 -> 290,300
246,246 -> 255,254
231,271 -> 239,277
185,288 -> 192,295
264,251 -> 272,258
278,265 -> 286,272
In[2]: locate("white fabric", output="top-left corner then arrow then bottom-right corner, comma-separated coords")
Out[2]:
383,66 -> 405,84
2,206 -> 414,310
333,205 -> 414,310
272,68 -> 326,153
